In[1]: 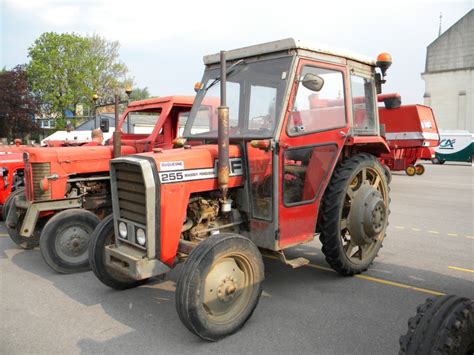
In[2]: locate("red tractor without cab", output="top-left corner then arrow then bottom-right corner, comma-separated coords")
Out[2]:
5,96 -> 195,274
89,39 -> 394,340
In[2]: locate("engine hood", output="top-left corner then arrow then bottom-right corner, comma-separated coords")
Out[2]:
24,145 -> 137,164
140,144 -> 241,171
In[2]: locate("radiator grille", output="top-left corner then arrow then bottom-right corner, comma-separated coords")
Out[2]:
31,163 -> 51,201
114,163 -> 147,225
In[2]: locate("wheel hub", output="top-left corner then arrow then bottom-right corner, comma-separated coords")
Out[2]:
217,276 -> 238,302
203,258 -> 245,316
348,184 -> 387,246
57,227 -> 89,260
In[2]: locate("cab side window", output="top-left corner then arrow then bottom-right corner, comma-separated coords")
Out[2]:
287,66 -> 346,136
350,74 -> 377,135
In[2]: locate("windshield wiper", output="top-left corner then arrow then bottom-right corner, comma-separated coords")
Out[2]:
205,59 -> 246,91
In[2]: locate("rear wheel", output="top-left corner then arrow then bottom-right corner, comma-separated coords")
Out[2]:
176,233 -> 264,341
89,215 -> 149,290
405,164 -> 416,176
2,187 -> 24,221
39,209 -> 100,274
415,164 -> 425,175
431,157 -> 440,164
319,153 -> 390,275
399,295 -> 474,354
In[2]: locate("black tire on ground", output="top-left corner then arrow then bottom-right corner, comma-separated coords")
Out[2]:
415,164 -> 425,176
318,153 -> 390,276
439,159 -> 446,164
431,157 -> 440,164
2,187 -> 24,221
399,295 -> 474,354
39,209 -> 100,274
89,214 -> 149,290
405,164 -> 416,176
6,189 -> 41,250
382,164 -> 392,184
175,233 -> 264,341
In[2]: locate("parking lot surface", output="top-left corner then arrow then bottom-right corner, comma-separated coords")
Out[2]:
1,163 -> 472,354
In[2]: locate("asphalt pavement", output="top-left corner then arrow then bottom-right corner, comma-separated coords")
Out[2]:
1,162 -> 472,354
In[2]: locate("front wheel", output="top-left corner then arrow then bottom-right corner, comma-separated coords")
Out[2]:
2,188 -> 24,221
89,215 -> 149,290
6,190 -> 41,250
318,153 -> 390,275
40,209 -> 100,274
175,233 -> 264,341
399,295 -> 474,354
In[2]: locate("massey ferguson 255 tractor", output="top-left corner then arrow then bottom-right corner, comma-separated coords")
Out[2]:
5,96 -> 195,274
89,39 -> 393,340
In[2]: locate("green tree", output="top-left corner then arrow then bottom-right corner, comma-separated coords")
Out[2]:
26,32 -> 130,129
0,65 -> 39,141
129,86 -> 151,101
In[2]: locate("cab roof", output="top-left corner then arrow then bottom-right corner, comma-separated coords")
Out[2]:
203,38 -> 375,66
128,95 -> 195,108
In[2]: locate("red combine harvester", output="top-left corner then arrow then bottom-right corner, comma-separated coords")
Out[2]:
378,93 -> 439,176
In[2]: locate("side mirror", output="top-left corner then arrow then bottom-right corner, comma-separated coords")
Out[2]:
301,73 -> 324,92
100,118 -> 110,133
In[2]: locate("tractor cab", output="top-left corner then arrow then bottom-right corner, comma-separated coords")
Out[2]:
182,38 -> 390,249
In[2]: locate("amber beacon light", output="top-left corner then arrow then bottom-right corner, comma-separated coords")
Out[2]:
376,52 -> 392,77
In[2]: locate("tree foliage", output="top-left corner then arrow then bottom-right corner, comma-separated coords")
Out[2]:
26,32 -> 130,129
0,65 -> 39,141
129,86 -> 151,101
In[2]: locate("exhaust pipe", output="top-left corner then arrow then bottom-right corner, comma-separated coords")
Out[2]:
113,94 -> 121,158
217,51 -> 230,208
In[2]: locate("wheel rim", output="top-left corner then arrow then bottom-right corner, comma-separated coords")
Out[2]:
54,225 -> 90,264
202,253 -> 254,324
340,166 -> 389,265
415,165 -> 424,175
406,166 -> 415,175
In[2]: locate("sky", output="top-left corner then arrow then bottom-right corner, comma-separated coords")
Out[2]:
0,0 -> 472,104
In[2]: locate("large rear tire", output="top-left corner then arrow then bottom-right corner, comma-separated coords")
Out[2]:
318,153 -> 390,275
2,187 -> 24,221
39,209 -> 100,274
399,295 -> 474,354
175,233 -> 264,341
89,215 -> 149,290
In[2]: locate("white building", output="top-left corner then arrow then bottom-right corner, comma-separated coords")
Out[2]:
421,10 -> 473,132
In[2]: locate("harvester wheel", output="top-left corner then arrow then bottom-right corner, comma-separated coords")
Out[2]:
399,295 -> 474,354
176,233 -> 264,341
318,153 -> 390,275
89,215 -> 149,290
415,164 -> 425,175
2,187 -> 24,221
40,209 -> 99,273
405,165 -> 416,176
6,189 -> 41,250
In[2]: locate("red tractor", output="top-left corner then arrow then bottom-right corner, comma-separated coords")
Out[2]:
89,39 -> 394,340
5,96 -> 195,274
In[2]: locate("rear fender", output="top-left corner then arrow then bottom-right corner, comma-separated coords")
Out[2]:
345,136 -> 390,157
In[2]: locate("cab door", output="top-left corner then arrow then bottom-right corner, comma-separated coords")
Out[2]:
277,59 -> 351,248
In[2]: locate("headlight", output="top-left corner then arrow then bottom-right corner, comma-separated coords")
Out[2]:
136,228 -> 146,246
118,222 -> 128,238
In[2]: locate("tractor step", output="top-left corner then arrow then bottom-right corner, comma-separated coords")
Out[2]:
276,251 -> 310,269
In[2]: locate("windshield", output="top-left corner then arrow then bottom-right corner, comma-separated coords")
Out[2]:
183,56 -> 293,139
121,110 -> 161,134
